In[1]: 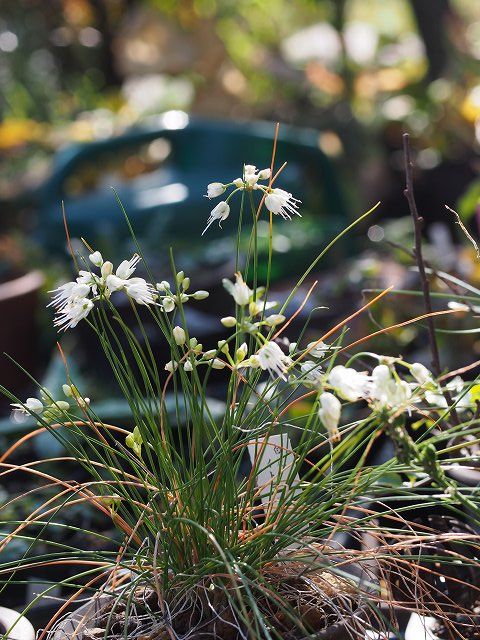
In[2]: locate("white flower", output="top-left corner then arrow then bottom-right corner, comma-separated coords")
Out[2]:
173,326 -> 186,346
223,273 -> 252,306
206,182 -> 225,198
124,278 -> 157,305
48,282 -> 90,312
264,188 -> 301,220
370,365 -> 414,411
162,297 -> 175,312
300,361 -> 323,388
157,280 -> 170,292
411,362 -> 434,386
307,341 -> 328,358
318,392 -> 341,442
76,271 -> 97,288
164,360 -> 178,373
425,376 -> 472,411
184,360 -> 194,372
328,365 -> 370,402
258,168 -> 271,180
257,341 -> 291,380
116,254 -> 141,280
202,201 -> 230,235
89,251 -> 103,267
11,397 -> 44,415
54,297 -> 94,331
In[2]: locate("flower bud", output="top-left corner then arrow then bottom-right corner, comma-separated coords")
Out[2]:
55,400 -> 70,411
157,280 -> 170,292
189,337 -> 198,348
236,343 -> 248,363
221,316 -> 237,328
265,314 -> 285,326
211,358 -> 226,370
258,168 -> 271,180
203,350 -> 216,360
218,340 -> 229,354
173,326 -> 186,346
184,360 -> 193,372
164,360 -> 177,372
318,392 -> 341,442
193,290 -> 209,300
411,362 -> 433,385
89,251 -> 103,267
182,277 -> 190,291
101,261 -> 113,278
176,271 -> 185,285
233,177 -> 244,188
63,384 -> 73,397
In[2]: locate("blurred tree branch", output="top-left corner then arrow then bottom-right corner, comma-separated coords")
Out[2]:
408,0 -> 453,81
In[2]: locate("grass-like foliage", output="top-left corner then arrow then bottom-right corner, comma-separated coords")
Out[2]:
1,131 -> 480,639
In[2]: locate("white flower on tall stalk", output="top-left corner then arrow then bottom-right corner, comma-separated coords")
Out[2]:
264,188 -> 301,220
202,201 -> 230,235
116,254 -> 141,280
318,392 -> 341,442
300,361 -> 323,388
370,365 -> 415,412
11,397 -> 44,415
425,376 -> 472,411
205,182 -> 225,198
411,362 -> 434,387
54,297 -> 94,330
223,273 -> 252,306
48,282 -> 91,313
105,254 -> 156,306
306,341 -> 329,358
124,278 -> 157,305
257,341 -> 292,381
328,365 -> 371,402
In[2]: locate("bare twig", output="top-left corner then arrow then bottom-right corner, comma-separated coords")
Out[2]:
402,133 -> 458,424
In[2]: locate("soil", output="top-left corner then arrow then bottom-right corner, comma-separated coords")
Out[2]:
56,558 -> 369,640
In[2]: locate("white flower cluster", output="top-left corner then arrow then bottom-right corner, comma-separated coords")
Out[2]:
49,252 -> 209,331
11,384 -> 90,423
308,358 -> 475,443
203,164 -> 301,235
164,272 -> 291,379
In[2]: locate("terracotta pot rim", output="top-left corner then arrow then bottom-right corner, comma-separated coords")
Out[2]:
0,270 -> 44,302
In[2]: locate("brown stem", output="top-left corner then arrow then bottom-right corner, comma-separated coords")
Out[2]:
402,132 -> 458,425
